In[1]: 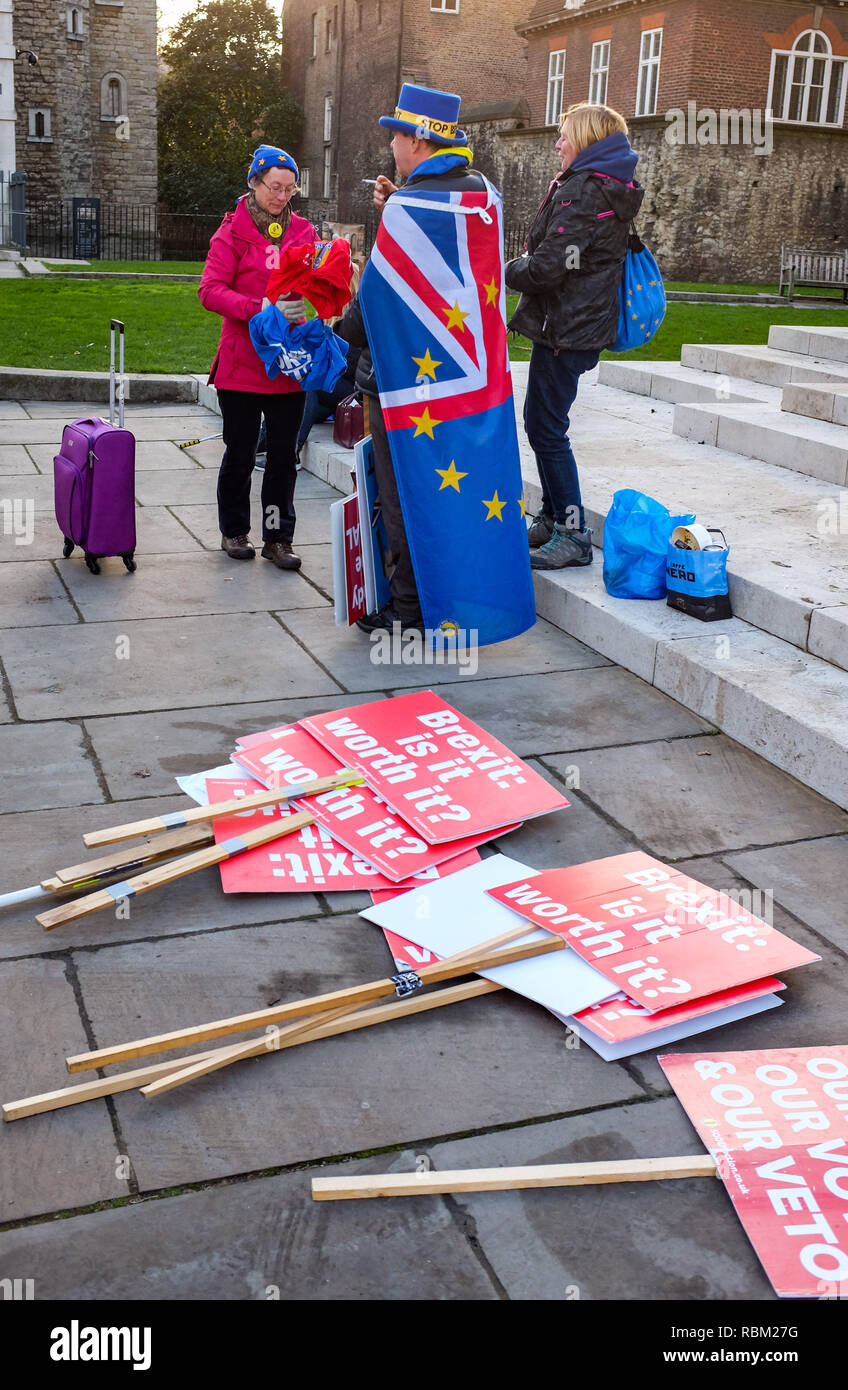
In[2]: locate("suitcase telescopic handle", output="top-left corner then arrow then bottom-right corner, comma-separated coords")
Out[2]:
109,320 -> 125,429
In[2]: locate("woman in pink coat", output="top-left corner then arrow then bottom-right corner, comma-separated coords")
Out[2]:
199,145 -> 316,570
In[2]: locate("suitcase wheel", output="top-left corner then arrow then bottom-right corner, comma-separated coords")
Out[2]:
84,553 -> 101,575
121,552 -> 137,574
62,538 -> 74,558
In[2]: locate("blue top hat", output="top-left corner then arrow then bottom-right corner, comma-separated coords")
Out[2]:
248,144 -> 299,184
379,83 -> 466,146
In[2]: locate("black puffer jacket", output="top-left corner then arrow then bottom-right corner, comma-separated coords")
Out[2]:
335,164 -> 488,397
506,166 -> 644,352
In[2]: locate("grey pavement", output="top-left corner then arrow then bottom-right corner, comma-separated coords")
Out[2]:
0,400 -> 846,1302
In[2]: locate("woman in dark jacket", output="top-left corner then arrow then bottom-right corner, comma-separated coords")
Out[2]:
506,103 -> 644,569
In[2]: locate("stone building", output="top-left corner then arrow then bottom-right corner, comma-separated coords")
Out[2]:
282,0 -> 530,230
471,0 -> 848,282
9,0 -> 158,205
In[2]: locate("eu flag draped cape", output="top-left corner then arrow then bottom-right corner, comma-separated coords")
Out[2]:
358,154 -> 535,646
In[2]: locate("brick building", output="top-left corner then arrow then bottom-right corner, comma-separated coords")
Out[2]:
9,0 -> 158,205
472,0 -> 848,281
282,0 -> 529,229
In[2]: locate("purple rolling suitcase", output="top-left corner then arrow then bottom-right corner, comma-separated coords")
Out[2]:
53,319 -> 137,574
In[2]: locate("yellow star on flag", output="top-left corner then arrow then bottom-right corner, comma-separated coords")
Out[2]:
412,348 -> 442,381
636,283 -> 643,291
484,277 -> 499,306
650,280 -> 657,287
482,490 -> 506,521
436,460 -> 467,492
518,497 -> 526,517
409,406 -> 442,439
443,300 -> 470,331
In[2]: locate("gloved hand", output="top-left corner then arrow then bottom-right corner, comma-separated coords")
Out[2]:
277,297 -> 306,323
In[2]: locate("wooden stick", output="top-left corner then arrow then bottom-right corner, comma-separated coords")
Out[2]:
6,980 -> 501,1121
82,771 -> 363,848
67,929 -> 559,1074
49,823 -> 214,886
311,1155 -> 720,1200
141,978 -> 503,1098
37,811 -> 316,931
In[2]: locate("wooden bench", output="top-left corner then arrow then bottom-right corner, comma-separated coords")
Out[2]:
779,246 -> 848,302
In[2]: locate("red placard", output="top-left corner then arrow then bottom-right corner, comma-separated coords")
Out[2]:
208,778 -> 400,892
369,849 -> 481,904
232,723 -> 516,881
342,494 -> 367,624
382,928 -> 440,970
575,978 -> 785,1044
300,692 -> 568,843
487,855 -> 819,1010
660,1046 -> 848,1299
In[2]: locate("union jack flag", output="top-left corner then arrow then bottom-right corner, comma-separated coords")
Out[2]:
359,178 -> 535,646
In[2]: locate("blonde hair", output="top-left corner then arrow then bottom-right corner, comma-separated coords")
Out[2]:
561,102 -> 628,155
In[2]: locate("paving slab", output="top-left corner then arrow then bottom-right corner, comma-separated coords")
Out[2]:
0,684 -> 12,723
295,542 -> 334,599
545,734 -> 848,860
281,607 -> 611,694
490,759 -> 635,868
0,445 -> 37,475
0,403 -> 27,420
84,692 -> 387,799
724,835 -> 848,957
0,612 -> 340,718
0,473 -> 60,510
424,1098 -> 773,1300
25,439 -> 201,472
171,498 -> 334,550
73,919 -> 647,1190
0,508 -> 203,563
0,956 -> 129,1222
0,1156 -> 497,1300
0,561 -> 79,628
134,470 -> 218,507
0,721 -> 103,813
59,550 -> 329,622
17,400 -> 106,419
0,796 -> 321,959
625,855 -> 847,1093
180,438 -> 226,468
392,669 -> 713,758
293,473 -> 342,500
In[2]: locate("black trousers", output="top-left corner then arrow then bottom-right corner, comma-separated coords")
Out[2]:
368,398 -> 422,621
216,389 -> 305,542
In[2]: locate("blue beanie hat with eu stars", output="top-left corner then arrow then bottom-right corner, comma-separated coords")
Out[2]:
248,144 -> 299,185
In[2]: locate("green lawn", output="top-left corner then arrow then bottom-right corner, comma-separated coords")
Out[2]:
0,278 -> 845,374
43,260 -> 206,275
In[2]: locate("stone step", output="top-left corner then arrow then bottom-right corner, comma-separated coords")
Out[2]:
0,366 -> 198,403
680,342 -> 848,388
533,564 -> 848,813
768,324 -> 848,363
673,399 -> 848,486
781,381 -> 848,426
597,359 -> 778,405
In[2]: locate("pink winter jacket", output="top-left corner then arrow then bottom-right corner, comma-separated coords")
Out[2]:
198,197 -> 316,394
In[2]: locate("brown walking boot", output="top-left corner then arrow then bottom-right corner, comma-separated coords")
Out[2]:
261,540 -> 302,571
221,533 -> 255,559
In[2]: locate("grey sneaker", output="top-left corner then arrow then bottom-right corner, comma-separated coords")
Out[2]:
530,524 -> 593,570
527,511 -> 554,548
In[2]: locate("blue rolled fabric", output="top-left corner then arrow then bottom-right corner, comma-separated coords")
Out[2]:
248,306 -> 349,391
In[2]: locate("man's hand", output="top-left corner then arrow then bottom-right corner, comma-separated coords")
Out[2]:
277,297 -> 306,323
373,175 -> 397,212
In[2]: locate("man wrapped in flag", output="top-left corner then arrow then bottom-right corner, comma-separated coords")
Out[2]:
335,84 -> 535,648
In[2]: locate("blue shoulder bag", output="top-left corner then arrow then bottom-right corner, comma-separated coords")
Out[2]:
611,227 -> 666,353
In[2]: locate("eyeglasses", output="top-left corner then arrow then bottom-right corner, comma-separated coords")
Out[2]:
261,178 -> 298,197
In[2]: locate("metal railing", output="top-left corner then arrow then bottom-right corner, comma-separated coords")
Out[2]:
22,201 -> 222,261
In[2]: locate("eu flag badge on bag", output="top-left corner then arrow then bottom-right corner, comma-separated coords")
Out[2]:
666,525 -> 732,622
611,228 -> 666,353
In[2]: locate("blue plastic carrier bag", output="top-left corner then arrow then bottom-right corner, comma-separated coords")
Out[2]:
611,229 -> 666,353
603,490 -> 695,600
666,528 -> 732,622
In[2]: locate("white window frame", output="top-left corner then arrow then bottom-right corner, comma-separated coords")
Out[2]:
590,40 -> 610,105
27,107 -> 52,141
431,0 -> 460,12
299,167 -> 310,197
767,29 -> 848,128
323,144 -> 332,198
66,7 -> 85,38
323,95 -> 333,142
636,28 -> 663,117
311,12 -> 318,59
546,49 -> 566,127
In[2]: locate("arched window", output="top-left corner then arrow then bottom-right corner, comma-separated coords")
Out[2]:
67,8 -> 83,36
768,29 -> 848,126
100,72 -> 127,120
34,111 -> 45,138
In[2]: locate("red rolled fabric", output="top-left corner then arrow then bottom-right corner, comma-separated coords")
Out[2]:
265,239 -> 353,319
